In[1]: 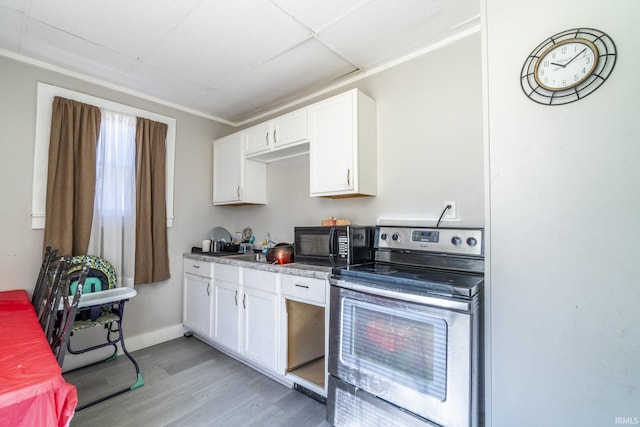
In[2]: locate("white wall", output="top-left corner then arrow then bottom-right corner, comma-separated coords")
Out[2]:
484,1 -> 640,425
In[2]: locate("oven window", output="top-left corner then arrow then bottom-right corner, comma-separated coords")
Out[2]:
342,298 -> 447,401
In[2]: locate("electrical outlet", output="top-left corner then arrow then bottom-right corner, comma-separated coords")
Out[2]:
443,201 -> 456,219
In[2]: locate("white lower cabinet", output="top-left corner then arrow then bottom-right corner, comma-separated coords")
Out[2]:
213,279 -> 240,352
210,264 -> 278,372
212,263 -> 241,351
184,256 -> 327,391
241,278 -> 278,370
183,259 -> 214,337
241,268 -> 278,371
281,273 -> 329,397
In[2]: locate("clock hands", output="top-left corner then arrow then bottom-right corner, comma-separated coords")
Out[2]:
550,47 -> 587,68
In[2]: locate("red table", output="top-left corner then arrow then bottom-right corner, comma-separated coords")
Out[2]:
0,290 -> 78,427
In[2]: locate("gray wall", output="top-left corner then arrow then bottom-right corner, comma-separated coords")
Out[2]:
0,55 -> 232,338
222,33 -> 484,244
484,0 -> 640,425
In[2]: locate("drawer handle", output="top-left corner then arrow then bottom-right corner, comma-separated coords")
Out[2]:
193,264 -> 200,268
294,284 -> 309,289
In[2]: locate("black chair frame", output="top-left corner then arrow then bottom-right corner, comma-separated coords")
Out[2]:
62,266 -> 143,411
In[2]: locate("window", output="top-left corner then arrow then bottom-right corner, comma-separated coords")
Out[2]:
87,110 -> 138,287
31,82 -> 176,229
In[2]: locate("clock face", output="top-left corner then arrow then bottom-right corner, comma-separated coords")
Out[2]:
534,39 -> 598,91
520,28 -> 617,105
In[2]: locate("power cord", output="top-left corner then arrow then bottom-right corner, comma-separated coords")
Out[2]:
436,204 -> 452,227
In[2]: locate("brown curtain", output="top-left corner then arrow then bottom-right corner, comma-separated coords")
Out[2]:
134,117 -> 170,284
43,97 -> 100,256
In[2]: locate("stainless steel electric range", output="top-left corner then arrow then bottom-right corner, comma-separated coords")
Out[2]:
328,225 -> 485,427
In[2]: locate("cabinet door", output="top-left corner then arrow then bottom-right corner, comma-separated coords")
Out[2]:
273,109 -> 307,149
243,122 -> 272,156
183,273 -> 212,337
242,287 -> 278,371
213,134 -> 242,204
213,280 -> 240,352
309,91 -> 356,195
214,133 -> 267,205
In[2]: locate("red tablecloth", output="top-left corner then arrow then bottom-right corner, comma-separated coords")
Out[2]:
0,290 -> 78,427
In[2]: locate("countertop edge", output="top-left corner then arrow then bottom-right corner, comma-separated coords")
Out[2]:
183,253 -> 332,280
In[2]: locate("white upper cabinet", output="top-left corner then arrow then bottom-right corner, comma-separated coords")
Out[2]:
308,89 -> 377,198
213,133 -> 267,205
244,108 -> 309,162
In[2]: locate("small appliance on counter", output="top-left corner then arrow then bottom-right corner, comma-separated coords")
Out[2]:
265,244 -> 294,264
294,225 -> 374,266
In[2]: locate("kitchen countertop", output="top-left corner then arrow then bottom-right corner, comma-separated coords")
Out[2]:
183,252 -> 332,280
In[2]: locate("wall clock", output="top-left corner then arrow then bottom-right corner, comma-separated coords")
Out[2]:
520,28 -> 617,105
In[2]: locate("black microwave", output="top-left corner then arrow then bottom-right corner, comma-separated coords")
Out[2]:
294,226 -> 374,266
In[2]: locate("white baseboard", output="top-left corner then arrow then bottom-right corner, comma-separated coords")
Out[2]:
125,323 -> 186,352
62,323 -> 186,372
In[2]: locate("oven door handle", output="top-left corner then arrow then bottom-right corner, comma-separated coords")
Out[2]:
331,279 -> 472,312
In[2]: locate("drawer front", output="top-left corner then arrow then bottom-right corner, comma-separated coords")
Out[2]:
216,263 -> 240,283
281,274 -> 326,304
243,268 -> 277,293
183,259 -> 214,277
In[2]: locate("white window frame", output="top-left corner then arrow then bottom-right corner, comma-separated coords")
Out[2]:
31,82 -> 176,229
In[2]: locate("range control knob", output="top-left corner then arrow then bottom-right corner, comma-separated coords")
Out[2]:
451,236 -> 462,246
380,233 -> 388,241
392,233 -> 400,242
467,237 -> 478,247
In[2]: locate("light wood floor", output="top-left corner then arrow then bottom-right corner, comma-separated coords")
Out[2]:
65,337 -> 330,427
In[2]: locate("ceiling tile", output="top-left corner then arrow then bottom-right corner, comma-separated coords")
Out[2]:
121,62 -> 211,107
26,0 -> 200,58
317,0 -> 476,69
21,18 -> 135,84
217,37 -> 357,112
186,89 -> 261,121
0,1 -> 25,12
0,6 -> 23,51
272,0 -> 371,32
144,0 -> 311,88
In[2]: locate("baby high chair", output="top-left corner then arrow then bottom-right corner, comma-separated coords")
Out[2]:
64,255 -> 144,411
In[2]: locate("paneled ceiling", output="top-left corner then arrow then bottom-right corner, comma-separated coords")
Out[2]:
0,0 -> 479,124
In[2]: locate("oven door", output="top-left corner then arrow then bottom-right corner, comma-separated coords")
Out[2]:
329,283 -> 474,427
